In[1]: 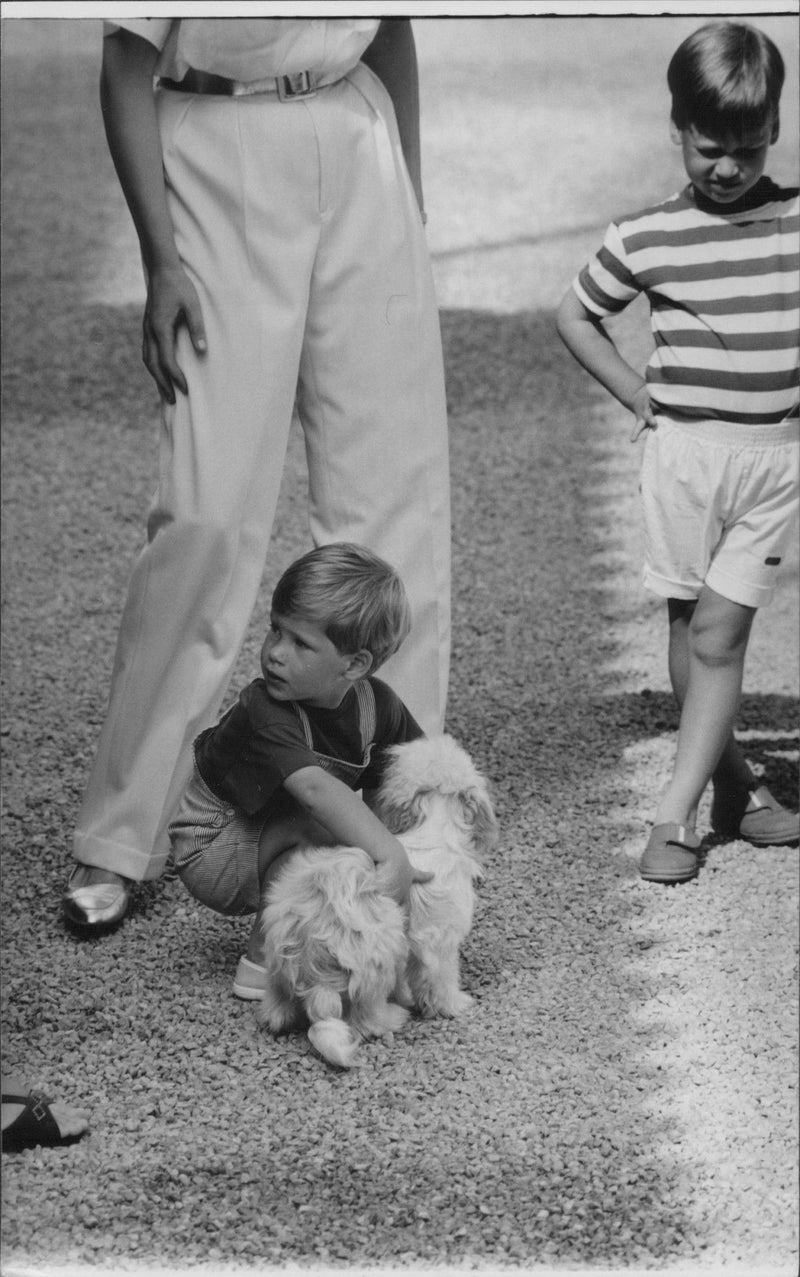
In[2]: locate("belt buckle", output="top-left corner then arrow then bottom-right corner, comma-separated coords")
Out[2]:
277,71 -> 317,101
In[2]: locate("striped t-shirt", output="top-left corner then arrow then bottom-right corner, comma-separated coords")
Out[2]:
573,178 -> 799,426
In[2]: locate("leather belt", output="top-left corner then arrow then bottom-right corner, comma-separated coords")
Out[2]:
160,68 -> 331,100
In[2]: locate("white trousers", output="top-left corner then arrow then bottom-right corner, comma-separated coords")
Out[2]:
74,65 -> 451,880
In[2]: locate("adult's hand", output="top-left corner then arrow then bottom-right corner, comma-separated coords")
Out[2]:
143,264 -> 206,403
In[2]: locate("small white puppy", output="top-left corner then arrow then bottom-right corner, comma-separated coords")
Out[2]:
256,734 -> 497,1067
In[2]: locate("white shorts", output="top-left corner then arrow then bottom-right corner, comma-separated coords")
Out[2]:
640,417 -> 799,610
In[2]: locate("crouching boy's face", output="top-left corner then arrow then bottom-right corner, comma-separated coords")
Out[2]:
260,612 -> 370,709
671,113 -> 778,207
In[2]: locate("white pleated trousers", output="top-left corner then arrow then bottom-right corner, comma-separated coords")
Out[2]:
74,64 -> 451,880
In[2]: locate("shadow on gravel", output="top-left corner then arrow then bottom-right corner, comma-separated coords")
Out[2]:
597,690 -> 800,812
4,295 -> 797,1268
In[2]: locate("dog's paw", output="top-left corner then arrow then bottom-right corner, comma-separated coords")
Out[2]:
384,1002 -> 411,1033
308,1019 -> 362,1069
392,980 -> 414,1009
255,1002 -> 305,1035
446,990 -> 475,1017
353,1000 -> 409,1041
418,989 -> 474,1019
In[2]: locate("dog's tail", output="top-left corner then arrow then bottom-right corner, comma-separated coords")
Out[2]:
307,1018 -> 362,1069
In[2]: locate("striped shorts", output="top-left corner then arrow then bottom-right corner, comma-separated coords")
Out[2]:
169,764 -> 267,916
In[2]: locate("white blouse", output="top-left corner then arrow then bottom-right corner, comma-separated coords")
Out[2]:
103,17 -> 381,86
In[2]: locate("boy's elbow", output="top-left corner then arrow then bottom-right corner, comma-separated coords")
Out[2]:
556,290 -> 594,352
285,766 -> 326,803
555,292 -> 575,344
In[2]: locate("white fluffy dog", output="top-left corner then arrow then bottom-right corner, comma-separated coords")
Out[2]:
255,734 -> 497,1068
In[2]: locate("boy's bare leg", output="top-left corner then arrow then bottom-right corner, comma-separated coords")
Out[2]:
245,811 -> 335,964
655,587 -> 755,828
665,597 -> 759,824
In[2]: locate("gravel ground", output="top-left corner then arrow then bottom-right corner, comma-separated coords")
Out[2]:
1,16 -> 798,1277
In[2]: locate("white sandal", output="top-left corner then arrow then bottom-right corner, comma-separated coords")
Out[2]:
233,956 -> 266,1000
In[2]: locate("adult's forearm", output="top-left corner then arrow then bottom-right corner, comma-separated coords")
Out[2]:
362,18 -> 423,211
100,30 -> 180,275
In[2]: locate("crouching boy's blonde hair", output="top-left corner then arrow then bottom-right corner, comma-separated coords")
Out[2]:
272,543 -> 412,672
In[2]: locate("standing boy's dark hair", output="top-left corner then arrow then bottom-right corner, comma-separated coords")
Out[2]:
668,21 -> 784,134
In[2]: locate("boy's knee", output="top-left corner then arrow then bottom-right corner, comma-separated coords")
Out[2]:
689,592 -> 753,667
261,848 -> 296,895
258,811 -> 335,878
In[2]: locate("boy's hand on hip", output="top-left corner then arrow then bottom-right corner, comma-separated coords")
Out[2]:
629,384 -> 657,442
143,264 -> 207,404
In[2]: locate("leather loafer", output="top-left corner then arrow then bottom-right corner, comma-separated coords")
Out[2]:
63,867 -> 131,930
711,785 -> 800,847
639,822 -> 701,883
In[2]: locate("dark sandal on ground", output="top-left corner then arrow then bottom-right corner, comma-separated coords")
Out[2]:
711,785 -> 800,847
1,1089 -> 88,1152
639,822 -> 701,883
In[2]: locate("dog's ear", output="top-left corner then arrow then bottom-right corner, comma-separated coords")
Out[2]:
459,786 -> 498,859
376,790 -> 426,835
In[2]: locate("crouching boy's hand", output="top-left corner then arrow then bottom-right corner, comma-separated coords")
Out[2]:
372,839 -> 433,906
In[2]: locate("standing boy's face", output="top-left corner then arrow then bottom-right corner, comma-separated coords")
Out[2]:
260,611 -> 355,709
671,115 -> 778,206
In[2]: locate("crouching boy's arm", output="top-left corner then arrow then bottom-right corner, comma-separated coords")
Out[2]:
556,289 -> 656,441
283,766 -> 431,904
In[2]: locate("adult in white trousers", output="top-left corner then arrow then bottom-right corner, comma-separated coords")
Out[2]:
64,18 -> 451,931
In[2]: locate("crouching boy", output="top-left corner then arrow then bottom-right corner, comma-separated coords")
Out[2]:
169,543 -> 432,993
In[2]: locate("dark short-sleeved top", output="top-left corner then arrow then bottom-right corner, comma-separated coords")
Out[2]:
194,676 -> 422,816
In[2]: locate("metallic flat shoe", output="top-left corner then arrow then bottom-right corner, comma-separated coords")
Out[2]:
62,868 -> 131,929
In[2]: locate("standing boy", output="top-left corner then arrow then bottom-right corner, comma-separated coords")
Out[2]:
557,21 -> 799,882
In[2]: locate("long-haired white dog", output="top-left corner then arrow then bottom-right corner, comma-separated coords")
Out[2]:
255,735 -> 497,1068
